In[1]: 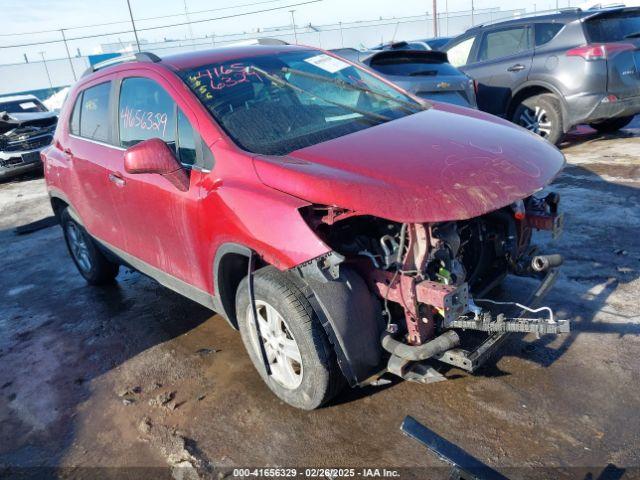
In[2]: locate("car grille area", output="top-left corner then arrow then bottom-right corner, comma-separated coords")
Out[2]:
1,133 -> 53,152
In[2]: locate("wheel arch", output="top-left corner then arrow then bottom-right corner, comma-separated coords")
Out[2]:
214,243 -> 385,386
213,243 -> 254,330
508,82 -> 570,132
49,190 -> 83,225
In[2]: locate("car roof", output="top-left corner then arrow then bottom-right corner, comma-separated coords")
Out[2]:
160,44 -> 314,71
461,6 -> 636,33
0,94 -> 40,104
80,44 -> 318,83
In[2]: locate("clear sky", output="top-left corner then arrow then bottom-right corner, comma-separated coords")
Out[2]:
0,0 -> 567,64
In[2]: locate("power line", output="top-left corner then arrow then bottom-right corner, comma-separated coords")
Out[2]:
0,0 -> 322,48
0,0 -> 293,37
0,0 -> 322,49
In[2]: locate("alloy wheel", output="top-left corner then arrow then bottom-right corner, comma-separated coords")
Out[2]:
66,222 -> 92,273
518,106 -> 552,138
246,300 -> 303,390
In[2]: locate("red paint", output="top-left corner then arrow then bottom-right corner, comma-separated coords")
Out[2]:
44,45 -> 565,300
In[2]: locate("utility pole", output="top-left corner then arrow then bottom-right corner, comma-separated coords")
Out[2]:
433,0 -> 438,37
39,52 -> 53,89
60,29 -> 77,82
339,21 -> 344,47
183,0 -> 196,48
289,10 -> 298,44
445,0 -> 449,35
125,0 -> 142,52
471,0 -> 475,26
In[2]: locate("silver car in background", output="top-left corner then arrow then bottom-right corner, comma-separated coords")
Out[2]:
0,94 -> 58,179
332,48 -> 477,108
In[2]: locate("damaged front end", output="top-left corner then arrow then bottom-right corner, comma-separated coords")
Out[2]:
0,111 -> 57,173
299,193 -> 568,385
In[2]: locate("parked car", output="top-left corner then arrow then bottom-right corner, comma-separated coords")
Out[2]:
43,46 -> 568,410
0,94 -> 57,179
333,47 -> 477,108
443,6 -> 640,144
371,37 -> 454,51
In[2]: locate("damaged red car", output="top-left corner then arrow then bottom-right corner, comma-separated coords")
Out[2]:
43,45 -> 569,410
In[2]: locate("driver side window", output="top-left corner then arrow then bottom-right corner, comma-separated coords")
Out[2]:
119,77 -> 176,151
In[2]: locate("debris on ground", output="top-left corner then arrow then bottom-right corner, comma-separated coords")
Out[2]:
137,417 -> 210,480
149,390 -> 176,408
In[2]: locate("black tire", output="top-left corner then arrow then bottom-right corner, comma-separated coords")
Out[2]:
589,115 -> 634,133
60,208 -> 119,285
236,266 -> 344,410
512,93 -> 564,145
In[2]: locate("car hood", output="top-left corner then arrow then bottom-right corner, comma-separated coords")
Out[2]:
252,103 -> 566,223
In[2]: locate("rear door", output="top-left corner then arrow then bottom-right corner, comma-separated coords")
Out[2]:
66,80 -> 127,249
460,24 -> 534,115
112,73 -> 211,291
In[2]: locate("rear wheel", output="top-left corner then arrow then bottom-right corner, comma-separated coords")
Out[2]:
589,116 -> 634,133
236,266 -> 344,410
512,93 -> 563,145
61,208 -> 119,285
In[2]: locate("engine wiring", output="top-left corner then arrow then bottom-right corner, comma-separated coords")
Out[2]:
473,298 -> 556,324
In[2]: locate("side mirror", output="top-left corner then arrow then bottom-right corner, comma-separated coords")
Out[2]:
124,138 -> 189,191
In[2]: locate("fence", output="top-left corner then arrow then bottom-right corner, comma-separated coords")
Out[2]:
0,7 -> 526,96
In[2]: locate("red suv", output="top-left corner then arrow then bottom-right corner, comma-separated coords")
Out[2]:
43,46 -> 569,410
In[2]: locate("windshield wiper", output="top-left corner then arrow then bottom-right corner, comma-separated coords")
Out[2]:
247,66 -> 391,123
281,67 -> 427,114
624,32 -> 640,39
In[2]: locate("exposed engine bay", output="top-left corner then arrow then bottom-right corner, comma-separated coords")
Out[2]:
301,193 -> 569,383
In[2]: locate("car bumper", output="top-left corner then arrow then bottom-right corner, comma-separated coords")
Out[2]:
0,147 -> 45,178
566,93 -> 640,127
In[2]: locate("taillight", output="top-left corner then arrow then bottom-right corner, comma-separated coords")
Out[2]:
566,43 -> 635,60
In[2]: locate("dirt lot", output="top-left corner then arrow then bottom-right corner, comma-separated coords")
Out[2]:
1,122 -> 639,480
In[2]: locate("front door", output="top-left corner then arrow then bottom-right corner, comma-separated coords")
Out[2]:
111,74 -> 208,291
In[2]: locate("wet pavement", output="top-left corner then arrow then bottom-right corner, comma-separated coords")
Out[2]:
1,121 -> 639,480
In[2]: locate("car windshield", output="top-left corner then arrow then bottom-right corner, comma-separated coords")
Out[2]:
178,50 -> 424,155
0,99 -> 47,114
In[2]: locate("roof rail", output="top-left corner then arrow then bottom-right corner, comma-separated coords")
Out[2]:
467,7 -> 582,30
81,52 -> 161,78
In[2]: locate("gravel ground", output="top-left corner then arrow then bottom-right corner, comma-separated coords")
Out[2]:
0,121 -> 639,480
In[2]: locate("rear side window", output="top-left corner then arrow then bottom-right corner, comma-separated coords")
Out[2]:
119,77 -> 176,150
80,82 -> 111,143
478,26 -> 531,61
446,36 -> 476,67
585,10 -> 640,42
69,93 -> 82,135
535,23 -> 564,46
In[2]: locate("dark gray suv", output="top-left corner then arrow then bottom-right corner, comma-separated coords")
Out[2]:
444,7 -> 640,143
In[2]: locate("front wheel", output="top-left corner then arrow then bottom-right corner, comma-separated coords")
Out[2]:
236,266 -> 344,410
512,93 -> 564,145
61,208 -> 119,285
589,115 -> 634,133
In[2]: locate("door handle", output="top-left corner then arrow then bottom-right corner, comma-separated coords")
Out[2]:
108,172 -> 126,187
507,64 -> 526,72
